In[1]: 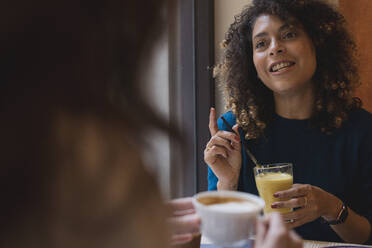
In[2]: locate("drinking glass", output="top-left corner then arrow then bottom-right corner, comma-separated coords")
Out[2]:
254,163 -> 293,214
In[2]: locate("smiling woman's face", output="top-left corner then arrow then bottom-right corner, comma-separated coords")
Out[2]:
252,15 -> 317,97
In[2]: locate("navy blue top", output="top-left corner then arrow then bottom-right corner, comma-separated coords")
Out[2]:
207,109 -> 372,244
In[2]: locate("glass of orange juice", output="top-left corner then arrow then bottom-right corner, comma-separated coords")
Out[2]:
254,163 -> 293,214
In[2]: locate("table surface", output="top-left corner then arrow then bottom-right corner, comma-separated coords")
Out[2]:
201,236 -> 372,248
303,240 -> 372,248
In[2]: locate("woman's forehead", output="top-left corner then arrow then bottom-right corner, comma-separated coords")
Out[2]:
252,14 -> 302,36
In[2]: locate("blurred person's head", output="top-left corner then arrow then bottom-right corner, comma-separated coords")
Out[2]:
0,0 -> 172,247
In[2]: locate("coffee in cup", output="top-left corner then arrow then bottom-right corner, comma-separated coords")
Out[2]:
193,191 -> 264,247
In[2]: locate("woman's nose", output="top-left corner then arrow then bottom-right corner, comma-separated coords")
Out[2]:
269,40 -> 285,56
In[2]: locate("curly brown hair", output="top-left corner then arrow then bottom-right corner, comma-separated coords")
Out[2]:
214,0 -> 362,140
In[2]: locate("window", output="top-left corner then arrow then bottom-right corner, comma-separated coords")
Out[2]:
169,0 -> 215,197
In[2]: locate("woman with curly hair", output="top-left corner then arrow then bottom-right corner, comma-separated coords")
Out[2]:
204,0 -> 372,244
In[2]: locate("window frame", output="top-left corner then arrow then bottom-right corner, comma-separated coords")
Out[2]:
169,0 -> 215,197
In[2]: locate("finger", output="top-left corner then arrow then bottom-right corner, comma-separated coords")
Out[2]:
274,185 -> 309,199
232,124 -> 240,136
261,213 -> 289,248
171,209 -> 196,217
267,212 -> 286,233
206,146 -> 228,159
231,124 -> 242,150
281,208 -> 306,224
205,142 -> 240,176
170,233 -> 194,245
286,216 -> 307,229
167,197 -> 195,214
265,213 -> 290,245
167,213 -> 201,235
208,136 -> 234,151
255,217 -> 269,244
271,197 -> 307,209
216,130 -> 240,144
209,107 -> 219,136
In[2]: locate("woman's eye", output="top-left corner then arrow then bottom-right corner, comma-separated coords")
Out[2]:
283,31 -> 296,39
255,41 -> 266,49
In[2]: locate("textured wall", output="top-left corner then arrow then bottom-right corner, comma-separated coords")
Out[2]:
339,0 -> 372,113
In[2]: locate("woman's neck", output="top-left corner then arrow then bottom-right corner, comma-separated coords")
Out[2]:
274,87 -> 314,120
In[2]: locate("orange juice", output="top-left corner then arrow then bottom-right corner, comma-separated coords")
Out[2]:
255,172 -> 293,214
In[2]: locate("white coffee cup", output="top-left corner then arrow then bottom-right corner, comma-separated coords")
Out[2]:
192,190 -> 264,247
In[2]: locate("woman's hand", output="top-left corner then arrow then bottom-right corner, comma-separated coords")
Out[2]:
255,212 -> 303,248
272,184 -> 343,228
204,108 -> 242,190
166,197 -> 201,245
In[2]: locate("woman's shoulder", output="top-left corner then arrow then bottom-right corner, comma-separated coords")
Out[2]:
217,111 -> 236,130
342,108 -> 372,136
347,108 -> 372,126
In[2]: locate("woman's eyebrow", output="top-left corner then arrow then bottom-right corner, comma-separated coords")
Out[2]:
253,23 -> 295,41
253,32 -> 268,40
278,23 -> 294,32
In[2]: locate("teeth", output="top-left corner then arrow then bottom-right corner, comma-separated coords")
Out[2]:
272,62 -> 292,72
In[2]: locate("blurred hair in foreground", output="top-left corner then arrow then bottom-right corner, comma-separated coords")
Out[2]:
0,0 -> 174,247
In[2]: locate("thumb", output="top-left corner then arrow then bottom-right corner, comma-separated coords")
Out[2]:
255,218 -> 268,246
231,124 -> 241,150
232,124 -> 240,140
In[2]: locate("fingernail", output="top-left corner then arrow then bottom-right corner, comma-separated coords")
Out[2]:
271,203 -> 278,209
234,136 -> 240,142
273,193 -> 279,198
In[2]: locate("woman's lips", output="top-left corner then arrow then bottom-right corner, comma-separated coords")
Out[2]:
269,61 -> 296,75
